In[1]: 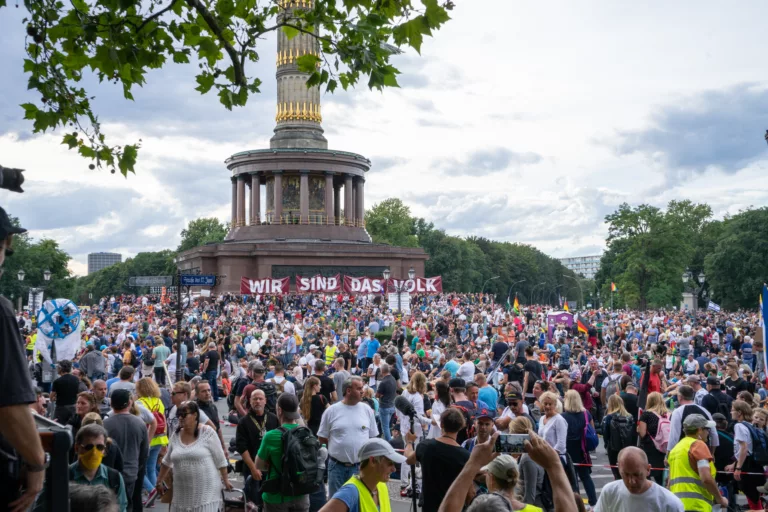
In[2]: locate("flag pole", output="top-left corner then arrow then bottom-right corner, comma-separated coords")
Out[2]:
611,290 -> 613,311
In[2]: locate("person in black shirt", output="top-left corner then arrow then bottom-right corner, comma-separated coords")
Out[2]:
201,342 -> 221,402
235,389 -> 279,481
522,346 -> 543,406
51,359 -> 81,424
313,360 -> 337,403
620,382 -> 639,420
376,363 -> 398,441
185,353 -> 201,381
724,363 -> 748,399
403,408 -> 471,511
490,338 -> 508,362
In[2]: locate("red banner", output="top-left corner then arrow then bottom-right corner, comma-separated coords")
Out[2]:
240,277 -> 291,295
387,277 -> 443,293
343,276 -> 387,294
295,274 -> 342,293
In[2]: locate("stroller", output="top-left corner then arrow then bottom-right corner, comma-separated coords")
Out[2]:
222,488 -> 256,512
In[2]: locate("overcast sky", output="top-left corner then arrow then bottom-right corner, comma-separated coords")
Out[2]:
2,1 -> 768,276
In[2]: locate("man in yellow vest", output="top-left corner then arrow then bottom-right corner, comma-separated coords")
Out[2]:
324,337 -> 338,367
320,438 -> 405,512
668,414 -> 728,511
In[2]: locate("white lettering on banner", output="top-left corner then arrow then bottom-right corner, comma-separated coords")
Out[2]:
296,274 -> 341,293
240,277 -> 290,295
390,278 -> 440,293
344,276 -> 384,294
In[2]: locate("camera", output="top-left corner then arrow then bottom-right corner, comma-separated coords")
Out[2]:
0,166 -> 25,193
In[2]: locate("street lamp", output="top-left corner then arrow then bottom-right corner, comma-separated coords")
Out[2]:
682,270 -> 692,284
697,272 -> 705,285
383,267 -> 415,313
43,269 -> 52,282
596,290 -> 600,308
507,279 -> 526,306
531,282 -> 546,305
481,275 -> 500,293
408,267 -> 415,280
16,269 -> 52,313
17,269 -> 25,282
562,274 -> 584,310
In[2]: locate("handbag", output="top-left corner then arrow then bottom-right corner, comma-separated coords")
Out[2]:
583,410 -> 599,452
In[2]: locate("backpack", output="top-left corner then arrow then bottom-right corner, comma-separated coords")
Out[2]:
741,422 -> 768,466
268,378 -> 286,395
142,398 -> 166,437
228,376 -> 247,411
608,415 -> 635,452
604,374 -> 621,402
261,426 -> 322,496
651,412 -> 671,453
142,348 -> 155,366
254,381 -> 278,415
129,350 -> 140,368
112,356 -> 123,374
451,404 -> 476,445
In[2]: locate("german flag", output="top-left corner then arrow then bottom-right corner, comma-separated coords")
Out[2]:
563,302 -> 570,312
577,314 -> 589,334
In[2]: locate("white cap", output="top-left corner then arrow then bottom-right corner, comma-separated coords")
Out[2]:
357,438 -> 406,464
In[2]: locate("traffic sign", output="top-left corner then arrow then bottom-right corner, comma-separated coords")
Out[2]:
180,274 -> 216,287
129,276 -> 173,287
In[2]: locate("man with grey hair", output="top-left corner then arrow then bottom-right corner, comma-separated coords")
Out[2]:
318,376 -> 378,498
594,447 -> 683,511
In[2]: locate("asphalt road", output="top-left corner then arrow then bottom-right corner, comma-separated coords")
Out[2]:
215,402 -> 745,511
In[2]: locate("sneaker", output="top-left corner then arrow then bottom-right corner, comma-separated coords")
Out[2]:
400,488 -> 409,498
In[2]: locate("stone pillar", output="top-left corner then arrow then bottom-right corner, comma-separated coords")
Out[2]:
273,171 -> 283,223
236,175 -> 246,227
230,179 -> 237,227
355,178 -> 365,227
344,175 -> 353,226
251,174 -> 260,225
324,172 -> 334,225
300,171 -> 309,224
333,183 -> 341,225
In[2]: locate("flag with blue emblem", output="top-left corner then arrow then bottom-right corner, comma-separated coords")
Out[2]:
707,301 -> 721,312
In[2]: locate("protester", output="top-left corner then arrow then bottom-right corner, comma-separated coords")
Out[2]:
70,424 -> 128,512
562,390 -> 596,506
602,394 -> 635,480
134,377 -> 168,493
155,401 -> 232,511
318,376 -> 378,498
52,360 -> 81,424
397,371 -> 428,496
726,399 -> 766,509
236,389 -> 279,484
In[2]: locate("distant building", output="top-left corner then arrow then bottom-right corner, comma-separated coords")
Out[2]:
560,255 -> 601,279
88,252 -> 122,274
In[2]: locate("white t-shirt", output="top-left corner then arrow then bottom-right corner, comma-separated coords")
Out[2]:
595,480 -> 684,512
457,361 -> 475,382
268,376 -> 296,395
734,422 -> 753,461
317,402 -> 379,464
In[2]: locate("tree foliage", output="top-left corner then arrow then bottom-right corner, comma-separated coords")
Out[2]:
6,0 -> 452,175
177,217 -> 228,252
704,207 -> 768,309
597,200 -> 713,310
366,199 -> 580,302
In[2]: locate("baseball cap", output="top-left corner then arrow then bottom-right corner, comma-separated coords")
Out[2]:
111,389 -> 132,410
0,207 -> 26,239
475,406 -> 496,420
712,413 -> 727,423
706,376 -> 720,387
276,393 -> 301,420
683,414 -> 716,431
357,438 -> 407,464
449,378 -> 466,389
506,391 -> 523,402
481,454 -> 519,481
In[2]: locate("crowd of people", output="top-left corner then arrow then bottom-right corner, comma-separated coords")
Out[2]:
5,286 -> 768,512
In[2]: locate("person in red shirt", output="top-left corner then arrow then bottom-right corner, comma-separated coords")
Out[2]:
645,360 -> 666,394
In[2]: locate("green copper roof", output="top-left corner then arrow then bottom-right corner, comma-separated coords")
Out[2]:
229,148 -> 369,161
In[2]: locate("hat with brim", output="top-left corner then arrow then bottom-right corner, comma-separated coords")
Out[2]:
683,413 -> 716,431
0,207 -> 26,239
276,392 -> 301,420
357,438 -> 407,464
481,454 -> 519,481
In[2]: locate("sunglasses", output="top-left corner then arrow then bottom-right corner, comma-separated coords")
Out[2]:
80,443 -> 106,452
171,391 -> 186,396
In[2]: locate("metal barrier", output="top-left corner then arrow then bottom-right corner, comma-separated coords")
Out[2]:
259,214 -> 366,227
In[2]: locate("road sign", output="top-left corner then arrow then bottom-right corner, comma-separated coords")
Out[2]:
180,274 -> 216,287
129,276 -> 173,287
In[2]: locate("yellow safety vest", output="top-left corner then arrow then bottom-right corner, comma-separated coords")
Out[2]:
26,333 -> 36,351
325,345 -> 337,366
668,436 -> 716,512
344,476 -> 391,512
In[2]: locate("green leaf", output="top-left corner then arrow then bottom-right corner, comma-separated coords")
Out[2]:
218,89 -> 234,110
20,103 -> 39,120
78,145 -> 96,158
296,53 -> 321,73
195,73 -> 215,93
393,16 -> 430,53
327,78 -> 337,93
172,51 -> 190,64
61,133 -> 79,149
282,25 -> 299,40
422,0 -> 451,27
118,145 -> 138,175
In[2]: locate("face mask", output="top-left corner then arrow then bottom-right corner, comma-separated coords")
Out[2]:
79,446 -> 104,470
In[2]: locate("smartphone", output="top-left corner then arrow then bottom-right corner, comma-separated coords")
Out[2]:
495,433 -> 529,454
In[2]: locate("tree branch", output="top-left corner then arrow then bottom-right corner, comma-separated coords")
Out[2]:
185,0 -> 245,86
137,0 -> 180,32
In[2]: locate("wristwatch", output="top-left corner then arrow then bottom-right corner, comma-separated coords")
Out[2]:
24,455 -> 49,473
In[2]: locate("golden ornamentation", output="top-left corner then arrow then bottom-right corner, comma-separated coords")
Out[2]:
278,0 -> 312,9
275,101 -> 322,123
277,48 -> 319,67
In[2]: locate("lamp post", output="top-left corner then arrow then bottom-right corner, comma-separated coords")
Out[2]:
531,281 -> 546,305
383,267 -> 415,313
17,268 -> 52,315
506,279 -> 526,307
682,269 -> 706,309
481,275 -> 500,294
596,290 -> 600,309
562,274 -> 584,310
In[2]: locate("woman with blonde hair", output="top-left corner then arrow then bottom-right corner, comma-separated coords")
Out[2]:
510,417 -> 545,508
637,391 -> 668,484
602,394 -> 634,480
397,371 -> 428,497
561,390 -> 596,506
136,376 -> 168,493
537,391 -> 576,509
300,376 -> 327,436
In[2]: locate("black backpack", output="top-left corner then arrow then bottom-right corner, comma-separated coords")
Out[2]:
741,422 -> 768,466
261,426 -> 322,496
112,355 -> 123,374
227,376 -> 248,411
142,348 -> 155,366
254,381 -> 278,415
608,415 -> 635,452
129,350 -> 140,368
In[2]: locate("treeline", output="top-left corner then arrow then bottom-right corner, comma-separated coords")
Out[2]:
594,201 -> 768,310
365,199 -> 586,305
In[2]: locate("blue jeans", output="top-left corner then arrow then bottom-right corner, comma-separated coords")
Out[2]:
327,458 -> 359,499
142,444 -> 161,492
205,370 -> 219,401
379,407 -> 395,441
